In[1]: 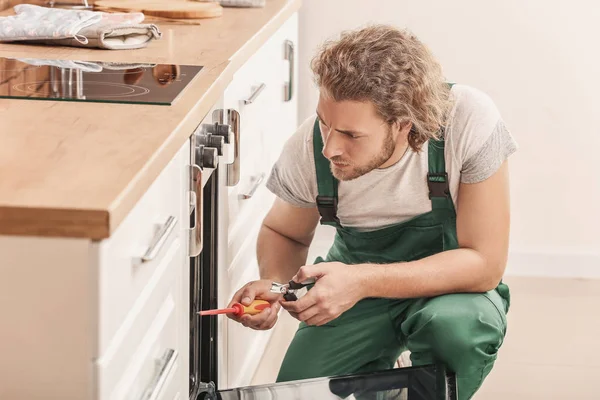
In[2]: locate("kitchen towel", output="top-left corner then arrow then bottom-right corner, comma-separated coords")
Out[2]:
39,18 -> 162,50
0,4 -> 161,49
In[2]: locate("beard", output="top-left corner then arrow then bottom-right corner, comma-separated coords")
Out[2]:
329,129 -> 396,181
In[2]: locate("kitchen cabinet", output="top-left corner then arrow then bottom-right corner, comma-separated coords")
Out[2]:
93,138 -> 191,400
0,138 -> 192,400
0,8 -> 298,400
218,12 -> 299,390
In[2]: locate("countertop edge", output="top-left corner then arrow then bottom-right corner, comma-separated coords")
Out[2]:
0,207 -> 109,240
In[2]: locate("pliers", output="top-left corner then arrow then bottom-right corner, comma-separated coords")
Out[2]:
270,277 -> 316,301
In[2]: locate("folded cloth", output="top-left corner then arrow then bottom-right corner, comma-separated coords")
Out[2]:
0,4 -> 101,43
37,19 -> 162,50
97,11 -> 146,25
0,5 -> 161,49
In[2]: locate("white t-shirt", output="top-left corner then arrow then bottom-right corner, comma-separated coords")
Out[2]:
266,84 -> 518,231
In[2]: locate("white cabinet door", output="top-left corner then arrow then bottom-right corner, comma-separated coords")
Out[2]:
262,11 -> 299,166
219,12 -> 299,389
221,11 -> 299,275
225,217 -> 273,389
94,138 -> 191,400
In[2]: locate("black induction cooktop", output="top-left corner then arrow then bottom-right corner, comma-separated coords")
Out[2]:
0,57 -> 203,106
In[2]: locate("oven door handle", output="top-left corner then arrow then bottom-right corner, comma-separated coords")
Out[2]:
188,164 -> 203,257
213,109 -> 241,187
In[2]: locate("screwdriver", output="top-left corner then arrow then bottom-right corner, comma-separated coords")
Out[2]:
198,299 -> 270,317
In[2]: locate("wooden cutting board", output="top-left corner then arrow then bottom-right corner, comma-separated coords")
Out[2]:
95,0 -> 223,19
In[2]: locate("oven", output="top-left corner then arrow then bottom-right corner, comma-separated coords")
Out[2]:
188,108 -> 239,400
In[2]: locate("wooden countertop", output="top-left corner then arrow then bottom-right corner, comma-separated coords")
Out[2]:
0,0 -> 301,239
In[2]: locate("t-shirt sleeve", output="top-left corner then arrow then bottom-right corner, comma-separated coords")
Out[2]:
265,115 -> 318,207
447,85 -> 518,184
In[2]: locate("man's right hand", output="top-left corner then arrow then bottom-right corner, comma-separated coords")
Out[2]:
227,279 -> 282,330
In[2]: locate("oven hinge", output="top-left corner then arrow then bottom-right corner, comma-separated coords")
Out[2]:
195,381 -> 217,400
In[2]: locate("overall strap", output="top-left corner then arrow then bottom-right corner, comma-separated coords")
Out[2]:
312,118 -> 340,226
427,81 -> 456,210
427,138 -> 453,210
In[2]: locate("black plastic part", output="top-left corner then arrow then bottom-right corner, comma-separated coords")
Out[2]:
283,292 -> 298,301
316,195 -> 340,224
427,173 -> 450,198
287,279 -> 314,290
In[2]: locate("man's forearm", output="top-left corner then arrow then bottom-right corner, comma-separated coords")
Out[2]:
359,248 -> 505,299
257,224 -> 311,283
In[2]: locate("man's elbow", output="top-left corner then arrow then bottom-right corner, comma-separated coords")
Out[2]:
476,257 -> 507,292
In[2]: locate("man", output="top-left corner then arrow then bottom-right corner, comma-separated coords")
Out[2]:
227,24 -> 517,400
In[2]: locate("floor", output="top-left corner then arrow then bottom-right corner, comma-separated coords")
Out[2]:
249,227 -> 600,399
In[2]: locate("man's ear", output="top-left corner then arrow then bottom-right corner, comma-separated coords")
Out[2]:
393,120 -> 412,139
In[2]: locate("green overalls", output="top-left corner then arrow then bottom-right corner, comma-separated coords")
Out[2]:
276,117 -> 511,400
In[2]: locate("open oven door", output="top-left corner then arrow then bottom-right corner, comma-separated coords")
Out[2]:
197,364 -> 457,400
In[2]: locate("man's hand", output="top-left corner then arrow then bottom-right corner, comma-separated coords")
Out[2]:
227,280 -> 282,330
280,262 -> 367,326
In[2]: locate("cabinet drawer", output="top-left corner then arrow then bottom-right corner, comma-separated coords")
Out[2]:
226,217 -> 263,298
95,258 -> 180,400
224,86 -> 270,234
224,109 -> 269,233
227,184 -> 273,265
96,148 -> 185,355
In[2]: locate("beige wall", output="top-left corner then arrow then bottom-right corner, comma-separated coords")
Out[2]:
299,0 -> 600,277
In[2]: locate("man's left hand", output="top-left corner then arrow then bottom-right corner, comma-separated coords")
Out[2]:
280,262 -> 368,326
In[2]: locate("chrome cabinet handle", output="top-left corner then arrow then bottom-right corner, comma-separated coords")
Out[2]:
240,173 -> 265,199
188,164 -> 203,257
213,109 -> 241,187
141,216 -> 177,263
284,40 -> 294,102
243,83 -> 266,105
140,348 -> 178,400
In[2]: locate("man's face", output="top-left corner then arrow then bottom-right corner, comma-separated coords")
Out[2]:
316,94 -> 404,181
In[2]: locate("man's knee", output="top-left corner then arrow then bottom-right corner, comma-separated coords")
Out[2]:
403,292 -> 507,370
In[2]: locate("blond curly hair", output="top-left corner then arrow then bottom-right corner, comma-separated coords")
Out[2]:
311,25 -> 453,151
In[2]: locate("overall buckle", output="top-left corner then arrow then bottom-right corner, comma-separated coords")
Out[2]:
427,172 -> 450,198
316,195 -> 340,224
